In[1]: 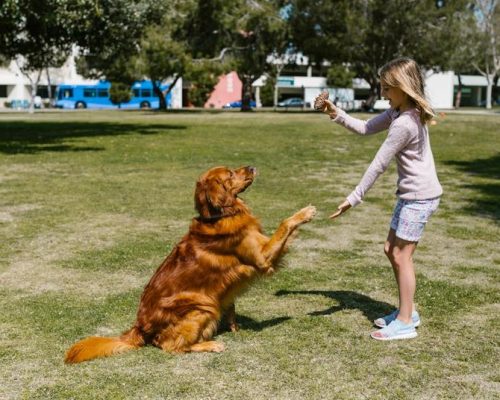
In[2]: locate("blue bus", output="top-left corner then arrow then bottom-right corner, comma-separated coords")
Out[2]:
54,80 -> 171,109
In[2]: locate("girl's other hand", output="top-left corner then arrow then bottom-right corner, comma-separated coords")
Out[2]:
329,199 -> 351,219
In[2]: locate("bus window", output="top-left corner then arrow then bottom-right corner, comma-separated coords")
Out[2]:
133,89 -> 140,97
98,89 -> 108,97
141,89 -> 152,97
59,88 -> 73,99
83,88 -> 96,97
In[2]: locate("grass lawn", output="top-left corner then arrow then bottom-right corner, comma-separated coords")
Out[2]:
0,110 -> 499,399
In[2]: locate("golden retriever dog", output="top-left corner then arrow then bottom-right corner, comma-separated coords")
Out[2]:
65,166 -> 316,363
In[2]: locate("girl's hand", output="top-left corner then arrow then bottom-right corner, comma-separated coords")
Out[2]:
314,91 -> 338,118
324,100 -> 338,119
329,199 -> 351,220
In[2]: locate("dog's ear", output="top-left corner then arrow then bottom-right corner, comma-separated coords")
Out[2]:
194,179 -> 233,219
195,181 -> 211,219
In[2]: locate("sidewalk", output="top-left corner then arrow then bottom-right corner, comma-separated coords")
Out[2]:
437,108 -> 500,116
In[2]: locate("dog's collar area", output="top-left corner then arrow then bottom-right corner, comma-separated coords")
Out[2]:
196,214 -> 224,223
196,209 -> 241,223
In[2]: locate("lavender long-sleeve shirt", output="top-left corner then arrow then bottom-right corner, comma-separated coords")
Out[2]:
333,108 -> 443,207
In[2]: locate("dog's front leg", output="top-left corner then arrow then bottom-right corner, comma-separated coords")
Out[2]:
261,205 -> 316,266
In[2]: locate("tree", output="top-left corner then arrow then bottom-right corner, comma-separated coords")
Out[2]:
287,0 -> 474,109
109,82 -> 132,108
442,5 -> 481,108
75,0 -> 169,105
178,0 -> 283,110
132,26 -> 189,110
184,60 -> 225,107
266,52 -> 297,109
180,0 -> 240,107
0,1 -> 21,58
472,0 -> 499,108
230,1 -> 290,111
0,0 -> 80,112
185,0 -> 291,111
260,76 -> 276,106
327,64 -> 355,88
76,0 -> 228,110
286,0 -> 350,71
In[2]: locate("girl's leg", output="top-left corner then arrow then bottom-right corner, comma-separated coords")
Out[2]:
384,229 -> 399,284
384,229 -> 418,324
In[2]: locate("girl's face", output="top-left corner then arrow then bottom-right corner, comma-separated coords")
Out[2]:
381,82 -> 410,111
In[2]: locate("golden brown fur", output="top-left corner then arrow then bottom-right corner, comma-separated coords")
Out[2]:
65,166 -> 316,363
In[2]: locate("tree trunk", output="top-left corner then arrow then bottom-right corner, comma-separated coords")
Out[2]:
28,70 -> 42,114
485,74 -> 493,109
362,74 -> 379,111
162,75 -> 180,99
493,74 -> 499,106
364,86 -> 378,111
273,82 -> 279,110
273,63 -> 284,110
454,74 -> 462,108
46,68 -> 52,106
240,74 -> 254,112
152,80 -> 167,110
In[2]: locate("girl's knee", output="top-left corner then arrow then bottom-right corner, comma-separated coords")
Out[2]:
385,245 -> 408,265
393,252 -> 413,269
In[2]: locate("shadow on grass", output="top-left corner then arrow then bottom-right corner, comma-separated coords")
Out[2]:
275,290 -> 395,323
219,315 -> 291,333
444,153 -> 500,222
0,120 -> 186,154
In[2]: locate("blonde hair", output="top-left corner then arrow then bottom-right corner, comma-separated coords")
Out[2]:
379,58 -> 435,124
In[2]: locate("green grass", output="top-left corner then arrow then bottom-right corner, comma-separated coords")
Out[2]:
1,110 -> 499,399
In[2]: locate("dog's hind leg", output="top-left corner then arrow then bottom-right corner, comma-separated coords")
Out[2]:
157,310 -> 220,354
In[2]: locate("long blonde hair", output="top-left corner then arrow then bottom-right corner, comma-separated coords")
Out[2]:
379,58 -> 435,125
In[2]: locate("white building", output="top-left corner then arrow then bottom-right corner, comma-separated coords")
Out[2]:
256,53 -> 498,109
261,70 -> 466,110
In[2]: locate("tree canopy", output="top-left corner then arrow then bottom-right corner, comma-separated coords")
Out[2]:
1,0 -> 491,110
471,0 -> 499,108
286,0 -> 476,108
0,0 -> 83,111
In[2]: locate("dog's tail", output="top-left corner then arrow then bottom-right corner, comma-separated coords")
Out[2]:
64,326 -> 144,364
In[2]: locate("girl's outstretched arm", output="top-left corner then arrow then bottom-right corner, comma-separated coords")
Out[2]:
314,92 -> 394,136
333,107 -> 394,136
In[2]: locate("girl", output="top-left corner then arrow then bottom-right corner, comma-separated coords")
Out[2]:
316,57 -> 442,340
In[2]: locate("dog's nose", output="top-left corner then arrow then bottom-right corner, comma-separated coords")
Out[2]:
247,166 -> 257,175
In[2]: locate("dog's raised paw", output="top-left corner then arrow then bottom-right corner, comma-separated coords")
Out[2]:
298,205 -> 317,223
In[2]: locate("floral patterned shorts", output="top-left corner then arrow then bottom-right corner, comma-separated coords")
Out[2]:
390,197 -> 440,242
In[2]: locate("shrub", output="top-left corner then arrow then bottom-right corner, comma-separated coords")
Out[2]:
110,82 -> 132,108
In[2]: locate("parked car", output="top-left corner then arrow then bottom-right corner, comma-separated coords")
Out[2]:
8,99 -> 30,109
277,97 -> 309,108
223,100 -> 256,108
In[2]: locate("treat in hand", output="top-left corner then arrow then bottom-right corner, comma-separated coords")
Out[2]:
314,91 -> 329,111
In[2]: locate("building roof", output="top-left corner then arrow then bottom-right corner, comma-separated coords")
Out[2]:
454,75 -> 500,87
